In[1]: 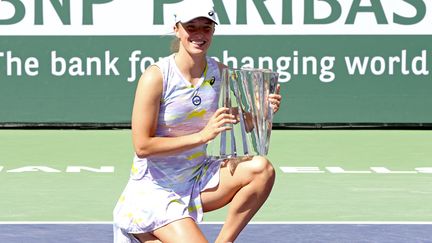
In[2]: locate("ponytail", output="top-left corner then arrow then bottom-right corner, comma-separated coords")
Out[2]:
171,37 -> 180,53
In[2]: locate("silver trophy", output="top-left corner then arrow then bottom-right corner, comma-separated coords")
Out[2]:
206,67 -> 279,170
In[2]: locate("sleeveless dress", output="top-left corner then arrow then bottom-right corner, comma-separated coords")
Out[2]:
113,54 -> 223,242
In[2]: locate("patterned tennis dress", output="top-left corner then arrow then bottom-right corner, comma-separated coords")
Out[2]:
113,54 -> 222,242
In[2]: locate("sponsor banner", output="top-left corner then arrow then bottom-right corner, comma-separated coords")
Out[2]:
1,1 -> 432,124
1,0 -> 432,35
1,35 -> 432,124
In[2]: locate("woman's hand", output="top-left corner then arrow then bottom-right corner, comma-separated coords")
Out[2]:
198,107 -> 237,143
269,84 -> 282,113
229,107 -> 254,133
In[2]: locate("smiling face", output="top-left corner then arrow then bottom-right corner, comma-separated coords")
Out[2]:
174,17 -> 215,56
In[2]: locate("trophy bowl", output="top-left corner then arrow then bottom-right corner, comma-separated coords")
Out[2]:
206,67 -> 279,161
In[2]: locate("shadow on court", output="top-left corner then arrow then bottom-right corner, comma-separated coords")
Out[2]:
1,223 -> 432,242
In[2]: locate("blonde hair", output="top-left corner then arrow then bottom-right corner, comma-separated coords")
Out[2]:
171,37 -> 180,53
171,22 -> 180,52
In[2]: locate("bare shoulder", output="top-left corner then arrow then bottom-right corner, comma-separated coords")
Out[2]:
133,64 -> 164,102
134,65 -> 163,95
140,65 -> 163,85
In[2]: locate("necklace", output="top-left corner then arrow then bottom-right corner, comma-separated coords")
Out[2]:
191,63 -> 208,106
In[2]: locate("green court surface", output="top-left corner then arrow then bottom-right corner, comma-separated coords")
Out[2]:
0,129 -> 431,222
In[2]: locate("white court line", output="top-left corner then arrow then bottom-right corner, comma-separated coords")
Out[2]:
1,221 -> 432,225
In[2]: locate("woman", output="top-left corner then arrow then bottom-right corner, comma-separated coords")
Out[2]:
113,2 -> 282,242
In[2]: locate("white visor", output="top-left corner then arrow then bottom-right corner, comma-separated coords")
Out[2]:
174,1 -> 219,24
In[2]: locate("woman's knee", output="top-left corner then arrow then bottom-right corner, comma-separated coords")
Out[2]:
248,156 -> 276,180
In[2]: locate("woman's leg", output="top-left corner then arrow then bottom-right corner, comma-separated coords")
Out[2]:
134,218 -> 208,243
201,156 -> 276,243
132,232 -> 161,243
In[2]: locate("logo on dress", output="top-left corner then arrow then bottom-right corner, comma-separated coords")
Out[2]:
209,76 -> 215,85
192,95 -> 202,106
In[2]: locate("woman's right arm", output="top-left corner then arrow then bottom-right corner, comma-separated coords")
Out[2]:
131,65 -> 236,158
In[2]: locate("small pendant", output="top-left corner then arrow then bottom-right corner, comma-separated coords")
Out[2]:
192,95 -> 202,106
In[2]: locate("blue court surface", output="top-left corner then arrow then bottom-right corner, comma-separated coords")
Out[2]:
1,222 -> 432,242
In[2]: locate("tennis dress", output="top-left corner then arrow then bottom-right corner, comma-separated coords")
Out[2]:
113,54 -> 222,242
